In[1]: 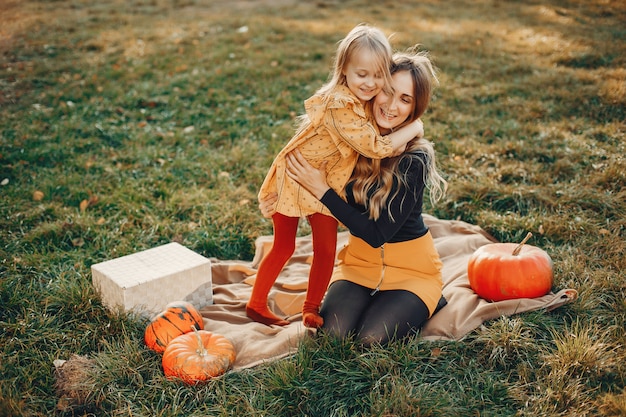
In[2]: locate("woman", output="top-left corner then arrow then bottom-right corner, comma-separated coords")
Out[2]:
281,49 -> 448,347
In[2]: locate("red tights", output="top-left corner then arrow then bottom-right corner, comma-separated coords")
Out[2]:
246,212 -> 338,328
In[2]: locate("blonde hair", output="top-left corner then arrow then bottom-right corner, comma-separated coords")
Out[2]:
351,49 -> 448,221
317,24 -> 394,98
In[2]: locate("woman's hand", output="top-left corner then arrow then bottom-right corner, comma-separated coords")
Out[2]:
258,192 -> 278,218
286,149 -> 331,200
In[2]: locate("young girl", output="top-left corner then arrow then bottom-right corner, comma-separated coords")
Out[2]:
248,24 -> 424,328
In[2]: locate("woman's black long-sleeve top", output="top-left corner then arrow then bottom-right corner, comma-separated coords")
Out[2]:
319,152 -> 429,248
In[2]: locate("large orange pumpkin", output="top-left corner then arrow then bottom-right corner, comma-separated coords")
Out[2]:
162,327 -> 236,384
468,232 -> 553,302
144,301 -> 204,353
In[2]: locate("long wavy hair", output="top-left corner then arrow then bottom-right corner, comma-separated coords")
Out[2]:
351,50 -> 448,221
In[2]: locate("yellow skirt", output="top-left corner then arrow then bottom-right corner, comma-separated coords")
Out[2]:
331,231 -> 443,316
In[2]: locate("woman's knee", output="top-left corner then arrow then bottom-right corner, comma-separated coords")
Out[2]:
320,281 -> 369,337
356,323 -> 397,347
354,291 -> 430,347
319,313 -> 353,339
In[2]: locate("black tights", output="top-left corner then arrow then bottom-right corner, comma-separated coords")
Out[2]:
319,280 -> 430,348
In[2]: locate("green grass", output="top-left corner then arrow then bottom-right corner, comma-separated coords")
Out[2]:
1,0 -> 625,415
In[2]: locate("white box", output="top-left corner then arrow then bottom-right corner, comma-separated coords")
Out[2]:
91,242 -> 212,316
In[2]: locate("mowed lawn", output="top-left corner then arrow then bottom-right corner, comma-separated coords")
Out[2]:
1,0 -> 624,416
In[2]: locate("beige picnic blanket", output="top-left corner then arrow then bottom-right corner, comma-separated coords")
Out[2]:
200,214 -> 577,370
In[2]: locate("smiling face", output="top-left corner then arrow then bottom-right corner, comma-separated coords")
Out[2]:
342,47 -> 386,104
372,70 -> 415,134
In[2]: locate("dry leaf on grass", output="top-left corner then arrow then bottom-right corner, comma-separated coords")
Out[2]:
79,194 -> 99,212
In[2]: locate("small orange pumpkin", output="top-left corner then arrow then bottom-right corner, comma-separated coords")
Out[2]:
162,327 -> 236,384
144,301 -> 204,353
468,232 -> 553,302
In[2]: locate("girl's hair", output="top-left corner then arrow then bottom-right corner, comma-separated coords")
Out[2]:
351,49 -> 448,221
293,24 -> 394,136
317,24 -> 394,98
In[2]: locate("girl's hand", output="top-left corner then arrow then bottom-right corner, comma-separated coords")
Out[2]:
391,142 -> 407,157
411,118 -> 424,139
390,119 -> 424,154
258,192 -> 278,218
286,149 -> 331,200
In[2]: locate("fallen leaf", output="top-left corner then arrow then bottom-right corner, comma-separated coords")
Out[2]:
33,190 -> 44,201
97,217 -> 106,225
79,199 -> 89,212
88,194 -> 99,206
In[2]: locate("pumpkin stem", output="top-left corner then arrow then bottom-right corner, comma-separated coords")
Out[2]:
512,232 -> 533,256
191,325 -> 208,357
